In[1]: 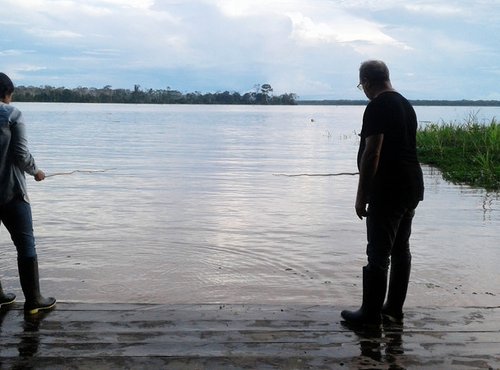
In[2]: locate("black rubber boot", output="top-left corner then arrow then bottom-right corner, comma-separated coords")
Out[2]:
17,257 -> 56,315
382,258 -> 411,324
341,266 -> 387,328
0,280 -> 16,308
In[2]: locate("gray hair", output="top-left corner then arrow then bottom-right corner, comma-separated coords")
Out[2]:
359,60 -> 390,85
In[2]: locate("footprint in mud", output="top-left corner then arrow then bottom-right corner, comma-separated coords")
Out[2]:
284,267 -> 328,283
425,283 -> 441,289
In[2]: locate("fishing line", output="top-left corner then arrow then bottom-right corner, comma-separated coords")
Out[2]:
45,168 -> 116,178
273,172 -> 359,177
46,169 -> 357,178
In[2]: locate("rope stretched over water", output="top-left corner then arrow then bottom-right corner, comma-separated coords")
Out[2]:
46,169 -> 358,178
46,168 -> 116,178
273,172 -> 359,177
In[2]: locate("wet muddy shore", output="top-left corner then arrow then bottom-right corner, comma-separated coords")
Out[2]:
1,303 -> 499,369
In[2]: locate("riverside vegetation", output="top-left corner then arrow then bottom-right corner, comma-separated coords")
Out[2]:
12,84 -> 297,105
417,115 -> 500,191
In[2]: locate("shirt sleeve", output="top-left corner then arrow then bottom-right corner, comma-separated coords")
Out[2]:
361,100 -> 386,138
9,108 -> 39,176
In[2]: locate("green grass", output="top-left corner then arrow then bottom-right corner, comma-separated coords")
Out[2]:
417,115 -> 500,191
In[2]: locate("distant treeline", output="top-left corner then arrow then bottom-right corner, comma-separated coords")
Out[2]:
12,85 -> 500,106
13,84 -> 298,105
298,99 -> 500,106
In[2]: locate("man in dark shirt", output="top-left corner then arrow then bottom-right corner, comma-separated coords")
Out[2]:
341,60 -> 424,328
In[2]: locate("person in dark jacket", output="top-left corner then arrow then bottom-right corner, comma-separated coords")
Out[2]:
0,72 -> 56,315
341,60 -> 424,328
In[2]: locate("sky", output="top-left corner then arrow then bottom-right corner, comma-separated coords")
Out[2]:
1,0 -> 499,100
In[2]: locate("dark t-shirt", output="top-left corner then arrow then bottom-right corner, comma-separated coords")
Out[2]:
357,91 -> 424,206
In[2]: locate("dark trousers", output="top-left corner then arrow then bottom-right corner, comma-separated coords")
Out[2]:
365,202 -> 416,272
0,197 -> 37,258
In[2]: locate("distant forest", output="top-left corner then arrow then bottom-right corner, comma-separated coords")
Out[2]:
12,84 -> 500,106
298,99 -> 500,106
13,84 -> 298,105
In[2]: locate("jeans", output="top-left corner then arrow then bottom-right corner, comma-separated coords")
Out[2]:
0,197 -> 37,258
365,202 -> 416,272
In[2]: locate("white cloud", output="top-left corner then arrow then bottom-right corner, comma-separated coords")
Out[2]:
27,29 -> 83,39
405,3 -> 462,16
1,0 -> 498,99
433,35 -> 487,55
0,49 -> 34,56
91,0 -> 155,8
16,65 -> 47,72
210,0 -> 408,48
212,0 -> 252,17
211,0 -> 295,17
3,65 -> 47,82
286,11 -> 408,48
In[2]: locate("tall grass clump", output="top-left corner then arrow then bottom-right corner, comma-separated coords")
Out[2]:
417,114 -> 500,190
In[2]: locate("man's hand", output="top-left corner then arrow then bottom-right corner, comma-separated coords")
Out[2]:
34,170 -> 45,182
355,194 -> 368,220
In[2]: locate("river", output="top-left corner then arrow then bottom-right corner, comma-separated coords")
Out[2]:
1,103 -> 498,307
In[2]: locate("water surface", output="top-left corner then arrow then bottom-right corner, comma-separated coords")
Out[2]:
1,103 -> 498,307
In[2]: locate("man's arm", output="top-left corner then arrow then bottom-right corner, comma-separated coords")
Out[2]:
9,110 -> 39,176
355,133 -> 384,219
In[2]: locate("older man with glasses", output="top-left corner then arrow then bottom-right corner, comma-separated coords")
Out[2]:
341,60 -> 424,328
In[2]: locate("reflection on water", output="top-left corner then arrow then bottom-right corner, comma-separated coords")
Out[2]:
0,308 -> 52,365
0,104 -> 498,307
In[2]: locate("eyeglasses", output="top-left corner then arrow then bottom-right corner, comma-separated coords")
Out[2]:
357,83 -> 363,91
